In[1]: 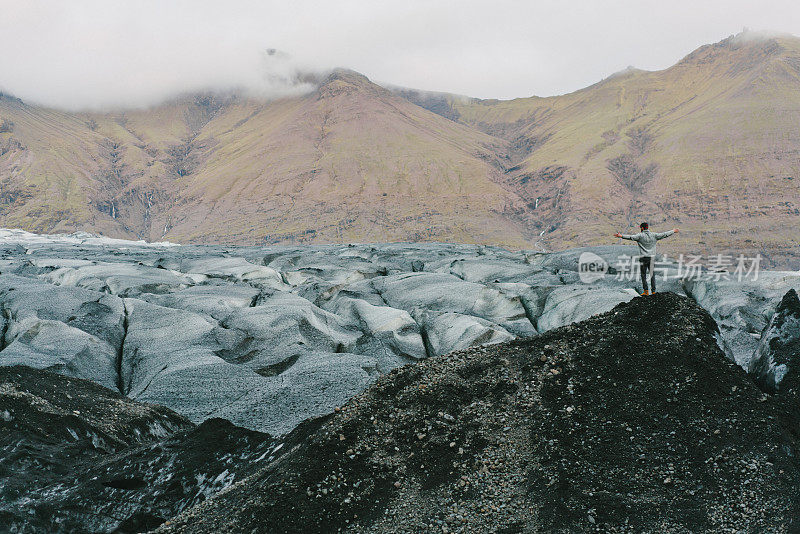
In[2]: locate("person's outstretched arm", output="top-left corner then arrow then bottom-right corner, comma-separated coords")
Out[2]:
655,228 -> 679,240
614,232 -> 640,240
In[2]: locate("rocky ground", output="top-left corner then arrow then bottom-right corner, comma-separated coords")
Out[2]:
156,293 -> 800,533
0,365 -> 284,532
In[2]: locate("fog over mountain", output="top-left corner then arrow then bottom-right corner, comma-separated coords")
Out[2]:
3,0 -> 800,109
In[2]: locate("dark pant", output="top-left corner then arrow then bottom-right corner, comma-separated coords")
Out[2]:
640,256 -> 656,292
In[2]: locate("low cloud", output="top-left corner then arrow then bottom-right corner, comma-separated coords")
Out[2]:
2,0 -> 800,110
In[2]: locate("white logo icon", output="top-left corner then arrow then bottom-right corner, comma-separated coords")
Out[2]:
578,252 -> 609,283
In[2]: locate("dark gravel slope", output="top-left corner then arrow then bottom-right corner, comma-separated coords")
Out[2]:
0,367 -> 278,533
158,293 -> 800,533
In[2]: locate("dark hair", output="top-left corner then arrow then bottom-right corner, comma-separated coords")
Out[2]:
640,222 -> 649,230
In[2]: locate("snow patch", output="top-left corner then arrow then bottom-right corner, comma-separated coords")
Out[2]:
0,228 -> 179,248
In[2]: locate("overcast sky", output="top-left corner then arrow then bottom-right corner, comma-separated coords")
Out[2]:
2,0 -> 799,110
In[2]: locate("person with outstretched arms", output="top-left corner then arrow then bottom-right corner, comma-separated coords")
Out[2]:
614,222 -> 679,295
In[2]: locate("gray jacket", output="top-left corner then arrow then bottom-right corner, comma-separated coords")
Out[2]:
619,229 -> 674,256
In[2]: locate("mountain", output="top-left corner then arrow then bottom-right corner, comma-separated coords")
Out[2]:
1,31 -> 800,266
418,31 -> 800,266
156,293 -> 800,533
0,365 -> 279,532
0,70 -> 530,249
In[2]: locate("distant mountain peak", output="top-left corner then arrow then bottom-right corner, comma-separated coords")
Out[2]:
315,68 -> 385,99
678,30 -> 789,69
323,68 -> 371,84
0,92 -> 24,106
728,28 -> 793,45
604,65 -> 646,80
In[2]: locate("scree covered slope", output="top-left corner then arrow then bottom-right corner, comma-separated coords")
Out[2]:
157,293 -> 800,533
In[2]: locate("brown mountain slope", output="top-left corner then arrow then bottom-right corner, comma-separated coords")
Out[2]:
161,71 -> 534,246
0,71 -> 534,248
432,31 -> 800,266
156,294 -> 800,533
1,31 -> 800,266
